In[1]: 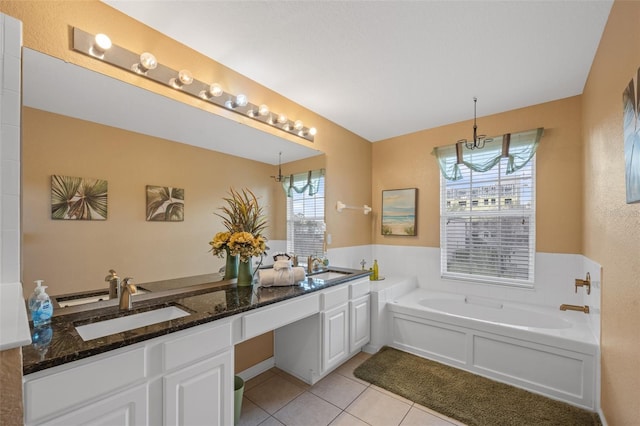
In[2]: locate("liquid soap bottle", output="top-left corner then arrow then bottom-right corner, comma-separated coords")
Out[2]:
372,259 -> 379,281
28,280 -> 53,327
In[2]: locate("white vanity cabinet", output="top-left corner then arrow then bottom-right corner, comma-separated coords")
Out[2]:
322,301 -> 350,372
23,320 -> 233,426
350,294 -> 371,352
275,277 -> 371,384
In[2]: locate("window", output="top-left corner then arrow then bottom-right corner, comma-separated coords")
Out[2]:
284,170 -> 325,258
435,129 -> 541,287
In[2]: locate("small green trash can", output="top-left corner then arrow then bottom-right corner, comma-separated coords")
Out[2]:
234,375 -> 244,425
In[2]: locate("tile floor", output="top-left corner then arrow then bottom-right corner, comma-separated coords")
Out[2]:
238,352 -> 466,426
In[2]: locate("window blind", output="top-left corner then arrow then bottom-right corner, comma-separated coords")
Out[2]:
286,171 -> 325,258
440,140 -> 536,287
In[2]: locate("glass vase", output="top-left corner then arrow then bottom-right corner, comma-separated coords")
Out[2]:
223,247 -> 239,280
237,258 -> 253,286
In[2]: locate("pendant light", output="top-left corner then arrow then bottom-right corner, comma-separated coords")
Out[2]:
458,97 -> 492,150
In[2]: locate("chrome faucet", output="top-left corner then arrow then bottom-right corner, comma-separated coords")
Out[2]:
105,269 -> 121,300
119,277 -> 137,310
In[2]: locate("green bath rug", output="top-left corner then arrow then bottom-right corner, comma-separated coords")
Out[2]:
353,347 -> 601,426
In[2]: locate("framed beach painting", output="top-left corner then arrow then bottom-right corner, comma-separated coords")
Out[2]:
382,188 -> 417,236
623,66 -> 640,203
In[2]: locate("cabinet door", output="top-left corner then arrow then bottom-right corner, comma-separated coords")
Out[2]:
322,303 -> 349,372
44,384 -> 148,426
350,294 -> 371,352
163,350 -> 233,426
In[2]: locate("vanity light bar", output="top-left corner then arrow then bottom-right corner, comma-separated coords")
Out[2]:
71,28 -> 316,142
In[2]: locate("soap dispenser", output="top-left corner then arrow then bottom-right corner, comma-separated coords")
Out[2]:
28,280 -> 53,327
372,260 -> 379,281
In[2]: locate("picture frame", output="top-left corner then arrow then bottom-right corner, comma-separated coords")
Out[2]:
146,185 -> 184,221
623,66 -> 640,204
382,188 -> 417,236
51,175 -> 107,220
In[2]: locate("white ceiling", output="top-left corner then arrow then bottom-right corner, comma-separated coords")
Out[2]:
103,0 -> 613,142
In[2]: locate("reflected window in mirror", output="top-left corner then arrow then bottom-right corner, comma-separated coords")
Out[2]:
284,169 -> 326,258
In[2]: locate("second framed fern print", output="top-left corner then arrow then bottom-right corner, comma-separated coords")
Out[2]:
146,185 -> 184,222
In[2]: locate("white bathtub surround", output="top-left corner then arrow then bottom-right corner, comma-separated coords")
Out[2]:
581,256 -> 601,345
326,245 -> 374,271
368,245 -> 599,311
386,287 -> 598,410
363,276 -> 417,354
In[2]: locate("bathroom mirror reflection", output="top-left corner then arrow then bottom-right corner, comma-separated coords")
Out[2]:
21,48 -> 325,307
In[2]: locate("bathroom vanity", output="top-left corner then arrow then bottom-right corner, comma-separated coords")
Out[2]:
21,269 -> 370,426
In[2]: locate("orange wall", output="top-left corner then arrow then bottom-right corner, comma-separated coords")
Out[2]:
372,96 -> 583,254
582,1 -> 640,423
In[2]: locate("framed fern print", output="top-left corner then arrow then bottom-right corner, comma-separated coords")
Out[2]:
146,185 -> 184,221
51,175 -> 108,220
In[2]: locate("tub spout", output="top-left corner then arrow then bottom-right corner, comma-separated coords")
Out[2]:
559,304 -> 590,314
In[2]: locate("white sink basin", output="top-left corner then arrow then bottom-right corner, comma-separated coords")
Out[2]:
75,306 -> 190,341
309,271 -> 351,281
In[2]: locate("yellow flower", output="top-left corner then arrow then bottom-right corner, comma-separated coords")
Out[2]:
209,231 -> 232,257
227,231 -> 267,262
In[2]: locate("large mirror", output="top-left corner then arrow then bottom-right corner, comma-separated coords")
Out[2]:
21,48 -> 324,306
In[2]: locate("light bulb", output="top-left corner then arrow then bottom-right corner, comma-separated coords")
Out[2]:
133,52 -> 157,74
309,127 -> 317,136
277,114 -> 288,124
294,120 -> 304,131
91,33 -> 112,57
258,104 -> 270,116
170,69 -> 193,89
209,83 -> 223,97
200,83 -> 224,100
178,70 -> 193,85
235,94 -> 248,107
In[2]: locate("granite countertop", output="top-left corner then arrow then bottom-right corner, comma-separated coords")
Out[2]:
22,268 -> 369,375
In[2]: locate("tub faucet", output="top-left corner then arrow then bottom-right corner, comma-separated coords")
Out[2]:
119,277 -> 137,310
574,272 -> 591,295
105,269 -> 121,300
560,304 -> 590,314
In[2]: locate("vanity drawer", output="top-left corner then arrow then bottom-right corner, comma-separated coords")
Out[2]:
243,293 -> 320,340
321,285 -> 349,310
24,346 -> 146,423
350,279 -> 370,299
162,320 -> 232,371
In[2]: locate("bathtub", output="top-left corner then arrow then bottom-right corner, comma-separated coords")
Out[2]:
387,289 -> 598,410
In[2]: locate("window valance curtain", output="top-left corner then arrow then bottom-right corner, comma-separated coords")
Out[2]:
282,168 -> 325,197
432,128 -> 543,181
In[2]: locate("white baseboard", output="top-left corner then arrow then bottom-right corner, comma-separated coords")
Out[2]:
362,343 -> 382,354
597,408 -> 607,426
236,357 -> 275,382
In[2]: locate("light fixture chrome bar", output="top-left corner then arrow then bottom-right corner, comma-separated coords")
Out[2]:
72,28 -> 315,142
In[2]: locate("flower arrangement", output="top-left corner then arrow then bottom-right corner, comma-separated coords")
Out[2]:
209,188 -> 268,262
